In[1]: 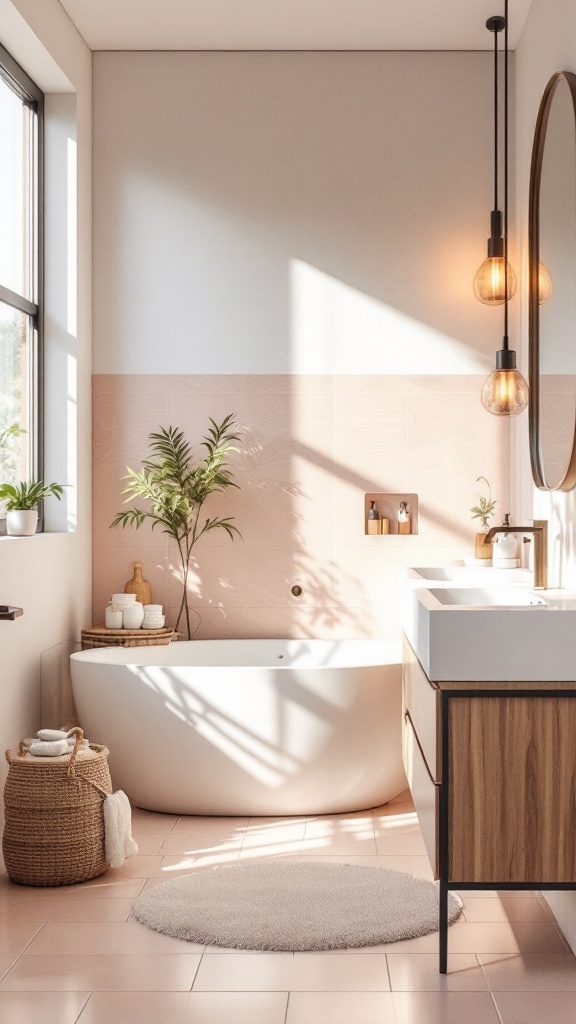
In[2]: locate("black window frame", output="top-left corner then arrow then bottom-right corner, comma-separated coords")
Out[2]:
0,42 -> 44,526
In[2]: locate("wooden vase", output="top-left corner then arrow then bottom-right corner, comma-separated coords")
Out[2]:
124,562 -> 152,605
474,531 -> 492,561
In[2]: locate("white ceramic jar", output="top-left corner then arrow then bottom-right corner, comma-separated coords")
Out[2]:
122,601 -> 144,629
105,602 -> 123,629
142,604 -> 165,629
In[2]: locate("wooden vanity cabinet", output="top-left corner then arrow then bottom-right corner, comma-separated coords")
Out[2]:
402,637 -> 576,970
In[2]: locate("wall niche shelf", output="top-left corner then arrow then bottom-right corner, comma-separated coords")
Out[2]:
364,493 -> 419,536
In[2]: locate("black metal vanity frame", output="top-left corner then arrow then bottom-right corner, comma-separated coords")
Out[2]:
438,686 -> 576,974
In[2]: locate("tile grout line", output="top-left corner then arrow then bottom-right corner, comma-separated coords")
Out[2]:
73,990 -> 92,1024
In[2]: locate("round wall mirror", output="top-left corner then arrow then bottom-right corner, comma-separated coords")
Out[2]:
529,71 -> 576,491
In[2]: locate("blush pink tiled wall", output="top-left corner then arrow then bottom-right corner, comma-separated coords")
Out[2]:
92,375 -> 509,640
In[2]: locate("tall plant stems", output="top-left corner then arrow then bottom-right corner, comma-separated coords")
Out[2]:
111,415 -> 242,639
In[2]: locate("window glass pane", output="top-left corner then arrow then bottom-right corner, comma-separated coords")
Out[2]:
0,302 -> 30,485
0,74 -> 33,300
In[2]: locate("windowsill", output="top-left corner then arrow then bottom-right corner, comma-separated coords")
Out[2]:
0,531 -> 76,540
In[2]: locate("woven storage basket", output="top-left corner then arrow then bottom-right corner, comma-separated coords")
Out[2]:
81,626 -> 175,650
2,728 -> 112,887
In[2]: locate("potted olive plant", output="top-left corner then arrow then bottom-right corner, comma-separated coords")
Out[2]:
111,414 -> 242,639
470,475 -> 497,561
0,424 -> 66,536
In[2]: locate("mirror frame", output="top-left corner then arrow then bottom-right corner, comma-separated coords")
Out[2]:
529,70 -> 576,491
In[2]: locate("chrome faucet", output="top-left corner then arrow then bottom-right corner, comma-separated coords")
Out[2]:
484,518 -> 548,589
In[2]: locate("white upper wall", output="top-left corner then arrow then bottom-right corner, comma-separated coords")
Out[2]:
93,51 -> 501,376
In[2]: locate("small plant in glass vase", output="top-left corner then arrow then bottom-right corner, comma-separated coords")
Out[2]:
111,415 -> 242,640
470,475 -> 497,562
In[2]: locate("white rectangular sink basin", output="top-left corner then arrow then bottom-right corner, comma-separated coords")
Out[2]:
408,566 -> 532,586
404,585 -> 576,682
429,588 -> 547,608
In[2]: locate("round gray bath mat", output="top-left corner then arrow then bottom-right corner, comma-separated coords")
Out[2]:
133,862 -> 462,951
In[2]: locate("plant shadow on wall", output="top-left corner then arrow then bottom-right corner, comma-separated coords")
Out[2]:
238,427 -> 372,639
111,415 -> 242,639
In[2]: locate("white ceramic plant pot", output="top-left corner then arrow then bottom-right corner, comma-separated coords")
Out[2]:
6,509 -> 38,536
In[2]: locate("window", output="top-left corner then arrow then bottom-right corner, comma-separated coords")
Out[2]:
0,44 -> 43,509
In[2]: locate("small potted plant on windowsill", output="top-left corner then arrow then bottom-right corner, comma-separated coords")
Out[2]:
0,480 -> 66,536
470,475 -> 497,562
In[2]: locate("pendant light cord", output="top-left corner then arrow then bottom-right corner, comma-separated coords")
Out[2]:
493,25 -> 499,212
503,0 -> 509,348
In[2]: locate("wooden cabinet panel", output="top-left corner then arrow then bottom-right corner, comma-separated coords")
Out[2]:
448,695 -> 576,884
402,637 -> 441,782
403,711 -> 439,878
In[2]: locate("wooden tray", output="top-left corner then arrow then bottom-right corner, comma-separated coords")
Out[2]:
81,626 -> 175,649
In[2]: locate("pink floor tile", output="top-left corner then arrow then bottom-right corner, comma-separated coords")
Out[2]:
158,834 -> 244,855
387,953 -> 487,990
192,952 -> 294,991
0,875 -> 146,900
0,897 -> 134,924
99,856 -> 164,878
375,834 -> 429,856
286,990 -> 397,1024
0,990 -> 90,1024
393,990 -> 501,1024
24,921 -> 202,955
290,952 -> 390,991
0,956 -> 18,982
170,816 -> 249,835
479,953 -> 576,990
0,921 -> 42,955
377,855 -> 435,880
462,897 -> 552,923
493,989 -> 576,1024
78,990 -> 288,1024
446,921 -> 569,955
0,953 -> 202,992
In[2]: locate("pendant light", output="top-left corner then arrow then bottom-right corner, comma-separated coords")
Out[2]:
473,15 -> 517,305
481,0 -> 528,416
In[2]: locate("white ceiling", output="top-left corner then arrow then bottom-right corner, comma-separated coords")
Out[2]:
57,0 -> 534,52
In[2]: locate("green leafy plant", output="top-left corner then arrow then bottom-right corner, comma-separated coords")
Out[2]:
0,480 -> 65,510
111,414 -> 242,640
470,475 -> 497,530
0,423 -> 26,451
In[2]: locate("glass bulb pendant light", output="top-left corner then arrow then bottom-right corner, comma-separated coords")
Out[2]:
481,1 -> 528,416
481,347 -> 529,415
538,261 -> 553,304
473,15 -> 517,305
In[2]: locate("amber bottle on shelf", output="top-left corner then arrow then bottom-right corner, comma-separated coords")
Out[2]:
124,562 -> 152,606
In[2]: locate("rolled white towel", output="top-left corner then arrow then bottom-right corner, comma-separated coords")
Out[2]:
29,739 -> 69,757
37,729 -> 69,742
103,790 -> 139,869
66,737 -> 89,748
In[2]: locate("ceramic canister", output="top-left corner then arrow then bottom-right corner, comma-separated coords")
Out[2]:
122,602 -> 144,629
105,603 -> 123,629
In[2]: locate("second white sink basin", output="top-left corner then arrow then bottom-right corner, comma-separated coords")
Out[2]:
408,566 -> 532,586
429,588 -> 547,608
404,584 -> 576,681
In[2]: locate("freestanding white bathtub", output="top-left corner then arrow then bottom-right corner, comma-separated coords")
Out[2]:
70,639 -> 406,816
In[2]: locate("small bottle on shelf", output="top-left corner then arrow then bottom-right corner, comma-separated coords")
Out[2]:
398,501 -> 411,535
367,500 -> 382,535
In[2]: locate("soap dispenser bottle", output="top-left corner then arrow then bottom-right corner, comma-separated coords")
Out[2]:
492,513 -> 519,568
367,501 -> 382,535
397,501 -> 411,535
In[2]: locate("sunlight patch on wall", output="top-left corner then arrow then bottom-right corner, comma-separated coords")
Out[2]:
67,136 -> 77,337
290,259 -> 489,375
